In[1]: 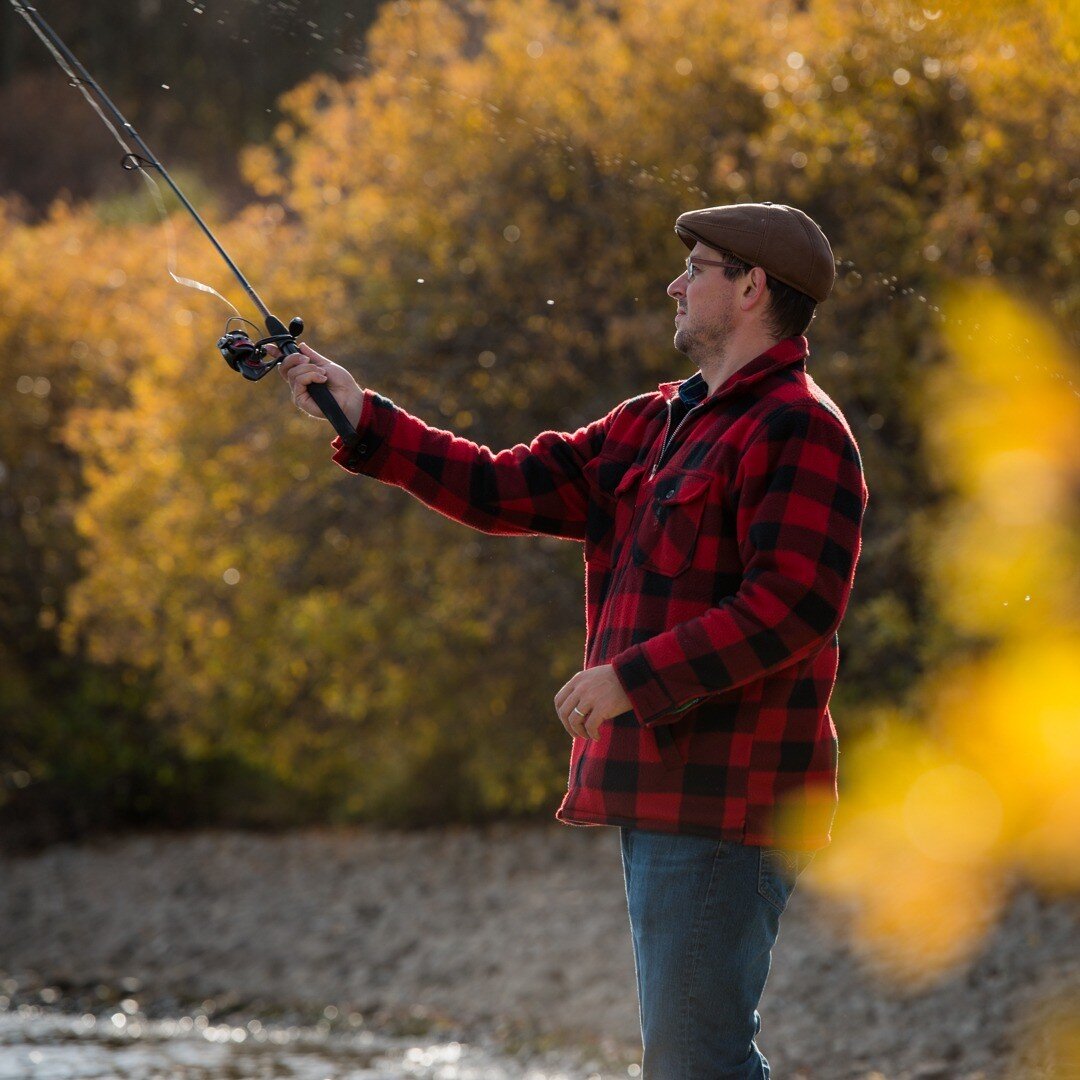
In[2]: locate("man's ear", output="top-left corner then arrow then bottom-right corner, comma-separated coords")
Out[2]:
742,267 -> 769,307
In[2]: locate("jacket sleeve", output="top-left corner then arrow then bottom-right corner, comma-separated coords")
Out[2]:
329,388 -> 620,540
610,403 -> 868,725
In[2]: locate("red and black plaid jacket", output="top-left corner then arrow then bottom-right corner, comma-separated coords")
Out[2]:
331,336 -> 868,848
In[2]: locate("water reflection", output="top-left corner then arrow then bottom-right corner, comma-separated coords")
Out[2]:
1,1008 -> 608,1079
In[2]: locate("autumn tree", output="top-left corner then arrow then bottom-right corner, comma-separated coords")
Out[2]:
1,0 -> 1075,830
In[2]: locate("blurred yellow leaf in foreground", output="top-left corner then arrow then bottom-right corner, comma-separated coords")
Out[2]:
805,284 -> 1079,984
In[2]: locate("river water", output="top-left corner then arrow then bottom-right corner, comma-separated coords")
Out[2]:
1,1007 -> 626,1079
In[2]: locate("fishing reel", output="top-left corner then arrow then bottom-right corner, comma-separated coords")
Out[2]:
12,0 -> 360,439
217,314 -> 305,381
217,311 -> 358,445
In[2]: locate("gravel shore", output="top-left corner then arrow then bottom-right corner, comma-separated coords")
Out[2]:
1,825 -> 1077,1078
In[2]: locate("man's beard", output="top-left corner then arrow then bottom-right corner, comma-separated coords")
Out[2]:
674,310 -> 734,364
673,327 -> 697,356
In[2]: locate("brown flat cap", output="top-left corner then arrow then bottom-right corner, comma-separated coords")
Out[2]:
675,202 -> 835,302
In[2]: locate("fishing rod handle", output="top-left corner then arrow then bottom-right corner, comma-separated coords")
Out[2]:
264,314 -> 361,448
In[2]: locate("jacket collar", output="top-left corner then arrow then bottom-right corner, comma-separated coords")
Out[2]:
658,335 -> 808,403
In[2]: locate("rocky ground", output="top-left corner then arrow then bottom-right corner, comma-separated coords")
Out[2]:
1,825 -> 1077,1078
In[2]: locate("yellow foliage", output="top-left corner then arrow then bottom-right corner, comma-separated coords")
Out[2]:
811,284 -> 1080,981
3,0 -> 1077,834
923,287 -> 1080,635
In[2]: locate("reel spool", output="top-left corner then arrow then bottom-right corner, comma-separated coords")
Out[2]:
217,315 -> 305,381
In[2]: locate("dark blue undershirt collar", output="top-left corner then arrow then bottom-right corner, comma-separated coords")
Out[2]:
660,371 -> 709,459
676,371 -> 709,408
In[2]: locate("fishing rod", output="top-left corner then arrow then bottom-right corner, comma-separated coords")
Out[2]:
9,0 -> 360,446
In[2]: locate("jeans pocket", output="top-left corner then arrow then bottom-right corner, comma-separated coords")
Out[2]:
757,847 -> 815,915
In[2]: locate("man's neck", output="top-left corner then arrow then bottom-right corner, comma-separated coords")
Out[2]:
698,331 -> 780,395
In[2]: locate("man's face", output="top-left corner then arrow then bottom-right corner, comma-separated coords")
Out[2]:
667,243 -> 742,363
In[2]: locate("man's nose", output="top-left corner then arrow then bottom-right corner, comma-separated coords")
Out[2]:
667,274 -> 686,299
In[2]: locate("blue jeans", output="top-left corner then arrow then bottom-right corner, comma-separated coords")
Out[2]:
620,828 -> 813,1079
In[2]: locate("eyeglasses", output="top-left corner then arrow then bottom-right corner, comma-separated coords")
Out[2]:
684,256 -> 747,282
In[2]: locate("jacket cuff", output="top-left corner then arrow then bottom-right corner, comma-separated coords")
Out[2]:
612,638 -> 715,727
612,644 -> 680,726
330,391 -> 395,474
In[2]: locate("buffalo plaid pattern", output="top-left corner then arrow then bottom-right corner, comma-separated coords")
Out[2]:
331,336 -> 868,848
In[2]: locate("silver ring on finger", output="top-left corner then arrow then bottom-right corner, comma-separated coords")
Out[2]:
571,706 -> 586,718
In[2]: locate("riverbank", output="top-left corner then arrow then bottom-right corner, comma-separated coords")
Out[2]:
1,825 -> 1077,1077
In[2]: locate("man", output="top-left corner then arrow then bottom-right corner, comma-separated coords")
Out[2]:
280,202 -> 868,1079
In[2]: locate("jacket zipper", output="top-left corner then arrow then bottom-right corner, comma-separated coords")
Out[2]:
591,398 -> 704,659
651,399 -> 708,477
651,352 -> 801,477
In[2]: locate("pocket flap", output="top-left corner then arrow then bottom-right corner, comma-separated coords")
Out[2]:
585,456 -> 647,500
615,462 -> 648,496
656,469 -> 712,505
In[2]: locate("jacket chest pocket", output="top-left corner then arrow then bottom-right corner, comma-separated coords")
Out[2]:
632,468 -> 713,576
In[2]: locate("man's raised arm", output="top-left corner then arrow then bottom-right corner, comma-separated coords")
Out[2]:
279,341 -> 617,541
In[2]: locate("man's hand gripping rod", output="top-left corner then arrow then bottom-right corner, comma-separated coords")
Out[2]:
9,0 -> 359,447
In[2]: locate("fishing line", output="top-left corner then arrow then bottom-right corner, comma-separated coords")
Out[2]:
17,0 -> 1065,395
11,2 -> 239,313
133,165 -> 241,317
9,0 -> 359,446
